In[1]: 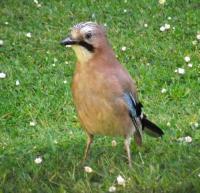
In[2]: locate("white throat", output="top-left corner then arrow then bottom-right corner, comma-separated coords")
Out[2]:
72,45 -> 93,63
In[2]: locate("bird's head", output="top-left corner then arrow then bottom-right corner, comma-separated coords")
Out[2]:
60,22 -> 108,63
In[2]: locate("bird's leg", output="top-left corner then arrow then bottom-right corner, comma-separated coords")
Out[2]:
83,133 -> 93,161
124,136 -> 132,167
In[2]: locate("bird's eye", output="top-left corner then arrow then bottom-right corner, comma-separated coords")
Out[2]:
85,32 -> 92,39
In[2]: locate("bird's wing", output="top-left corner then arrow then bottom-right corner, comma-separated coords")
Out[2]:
123,92 -> 164,138
123,92 -> 143,141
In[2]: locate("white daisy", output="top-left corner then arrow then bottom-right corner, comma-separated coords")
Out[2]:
0,40 -> 4,46
194,122 -> 199,128
176,68 -> 185,75
16,80 -> 20,86
168,16 -> 172,20
197,34 -> 200,40
111,140 -> 117,147
34,156 -> 42,164
26,32 -> 32,38
30,121 -> 36,126
121,46 -> 127,51
5,21 -> 9,25
160,26 -> 165,32
164,23 -> 170,30
117,175 -> 125,186
84,166 -> 93,173
159,0 -> 166,5
184,56 -> 190,62
188,63 -> 193,68
0,72 -> 6,79
178,136 -> 192,143
63,80 -> 67,84
144,23 -> 148,28
185,136 -> 192,143
161,88 -> 167,93
167,122 -> 171,126
123,9 -> 127,13
109,186 -> 116,192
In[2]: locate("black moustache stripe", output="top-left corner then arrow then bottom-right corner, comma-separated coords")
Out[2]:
78,41 -> 95,52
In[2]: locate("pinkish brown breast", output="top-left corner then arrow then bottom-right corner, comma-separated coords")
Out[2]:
71,62 -> 135,136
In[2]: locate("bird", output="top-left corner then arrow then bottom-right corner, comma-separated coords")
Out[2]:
60,22 -> 164,167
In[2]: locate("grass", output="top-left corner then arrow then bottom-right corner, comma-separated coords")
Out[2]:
0,0 -> 200,192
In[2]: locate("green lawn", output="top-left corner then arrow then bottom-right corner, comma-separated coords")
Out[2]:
0,0 -> 200,192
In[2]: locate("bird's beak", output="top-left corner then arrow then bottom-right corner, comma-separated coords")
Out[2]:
60,37 -> 78,46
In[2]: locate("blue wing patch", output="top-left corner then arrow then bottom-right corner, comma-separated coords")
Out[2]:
123,93 -> 137,117
123,92 -> 143,137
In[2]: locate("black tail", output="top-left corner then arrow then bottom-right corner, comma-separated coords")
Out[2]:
142,117 -> 164,138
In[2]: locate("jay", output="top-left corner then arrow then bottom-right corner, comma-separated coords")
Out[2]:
60,22 -> 164,167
